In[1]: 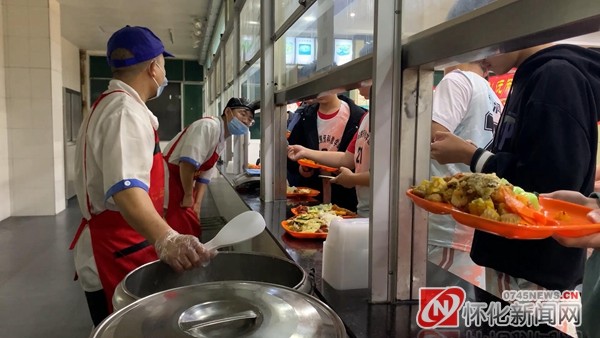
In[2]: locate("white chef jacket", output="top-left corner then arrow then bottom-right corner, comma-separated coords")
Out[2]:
73,79 -> 159,292
163,116 -> 225,185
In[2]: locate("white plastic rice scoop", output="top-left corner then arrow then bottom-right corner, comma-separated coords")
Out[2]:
203,211 -> 266,251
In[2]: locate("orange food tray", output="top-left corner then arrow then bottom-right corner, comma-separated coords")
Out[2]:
286,187 -> 320,198
281,220 -> 328,239
290,206 -> 358,218
298,158 -> 338,173
406,189 -> 600,239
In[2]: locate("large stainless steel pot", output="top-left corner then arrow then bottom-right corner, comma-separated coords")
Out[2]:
113,252 -> 311,310
94,281 -> 347,338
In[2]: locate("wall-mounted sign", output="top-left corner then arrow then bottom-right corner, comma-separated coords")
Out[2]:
334,39 -> 353,66
295,37 -> 315,65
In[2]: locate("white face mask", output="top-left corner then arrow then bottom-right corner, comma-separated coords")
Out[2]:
149,62 -> 167,100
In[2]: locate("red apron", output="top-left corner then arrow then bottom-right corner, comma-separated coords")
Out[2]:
164,125 -> 219,238
69,90 -> 164,312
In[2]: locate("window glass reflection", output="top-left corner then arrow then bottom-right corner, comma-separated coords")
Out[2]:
274,0 -> 374,90
275,0 -> 300,31
402,0 -> 498,38
240,0 -> 261,68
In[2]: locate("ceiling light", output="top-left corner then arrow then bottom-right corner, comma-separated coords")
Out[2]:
350,12 -> 356,17
304,16 -> 316,22
248,21 -> 260,25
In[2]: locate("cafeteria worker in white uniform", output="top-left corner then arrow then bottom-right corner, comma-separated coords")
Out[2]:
69,25 -> 214,326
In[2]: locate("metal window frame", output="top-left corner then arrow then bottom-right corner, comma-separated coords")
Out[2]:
402,0 -> 600,68
273,0 -> 318,41
274,55 -> 373,104
260,0 -> 287,202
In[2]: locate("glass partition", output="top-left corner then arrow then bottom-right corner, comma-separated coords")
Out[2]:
240,0 -> 261,68
225,35 -> 234,85
239,59 -> 261,102
215,56 -> 222,95
274,0 -> 374,90
402,0 -> 499,38
210,67 -> 217,103
238,59 -> 261,164
274,0 -> 301,31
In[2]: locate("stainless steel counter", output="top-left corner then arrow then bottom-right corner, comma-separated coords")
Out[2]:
204,174 -> 574,338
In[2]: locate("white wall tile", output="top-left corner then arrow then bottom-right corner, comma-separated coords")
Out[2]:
51,69 -> 62,99
6,68 -> 30,99
6,98 -> 32,129
8,128 -> 52,159
28,7 -> 49,38
4,0 -> 27,7
6,37 -> 28,68
50,39 -> 61,71
0,158 -> 11,220
48,0 -> 60,42
0,67 -> 6,100
54,178 -> 65,213
61,38 -> 80,91
53,155 -> 64,181
29,68 -> 51,99
11,184 -> 55,216
5,6 -> 29,37
28,0 -> 49,8
30,98 -> 51,129
29,38 -> 51,68
11,156 -> 53,189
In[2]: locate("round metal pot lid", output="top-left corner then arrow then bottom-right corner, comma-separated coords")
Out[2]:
93,281 -> 346,338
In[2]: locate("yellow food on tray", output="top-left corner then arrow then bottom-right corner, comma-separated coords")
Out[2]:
286,186 -> 312,194
295,203 -> 356,217
286,212 -> 341,233
412,173 -> 545,224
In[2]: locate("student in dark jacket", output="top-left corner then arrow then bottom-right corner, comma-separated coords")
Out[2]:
431,44 -> 600,291
287,94 -> 365,211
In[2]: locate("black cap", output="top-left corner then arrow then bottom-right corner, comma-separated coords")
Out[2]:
225,97 -> 258,116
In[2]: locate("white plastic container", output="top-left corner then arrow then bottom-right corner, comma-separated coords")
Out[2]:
322,217 -> 370,290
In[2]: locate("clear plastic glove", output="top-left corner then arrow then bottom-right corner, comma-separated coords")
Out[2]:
154,229 -> 216,272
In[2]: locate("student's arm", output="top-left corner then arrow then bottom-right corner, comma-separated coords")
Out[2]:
431,122 -> 450,143
179,161 -> 196,207
545,190 -> 600,248
331,168 -> 369,188
288,145 -> 355,169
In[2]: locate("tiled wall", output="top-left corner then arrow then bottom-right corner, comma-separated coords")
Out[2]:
61,37 -> 79,199
4,0 -> 65,216
0,3 -> 10,221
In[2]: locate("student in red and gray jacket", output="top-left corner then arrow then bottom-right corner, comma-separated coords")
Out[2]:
287,94 -> 365,212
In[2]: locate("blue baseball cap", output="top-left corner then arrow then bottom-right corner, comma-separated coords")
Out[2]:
106,25 -> 174,68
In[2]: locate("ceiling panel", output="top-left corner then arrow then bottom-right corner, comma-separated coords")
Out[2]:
58,0 -> 211,59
